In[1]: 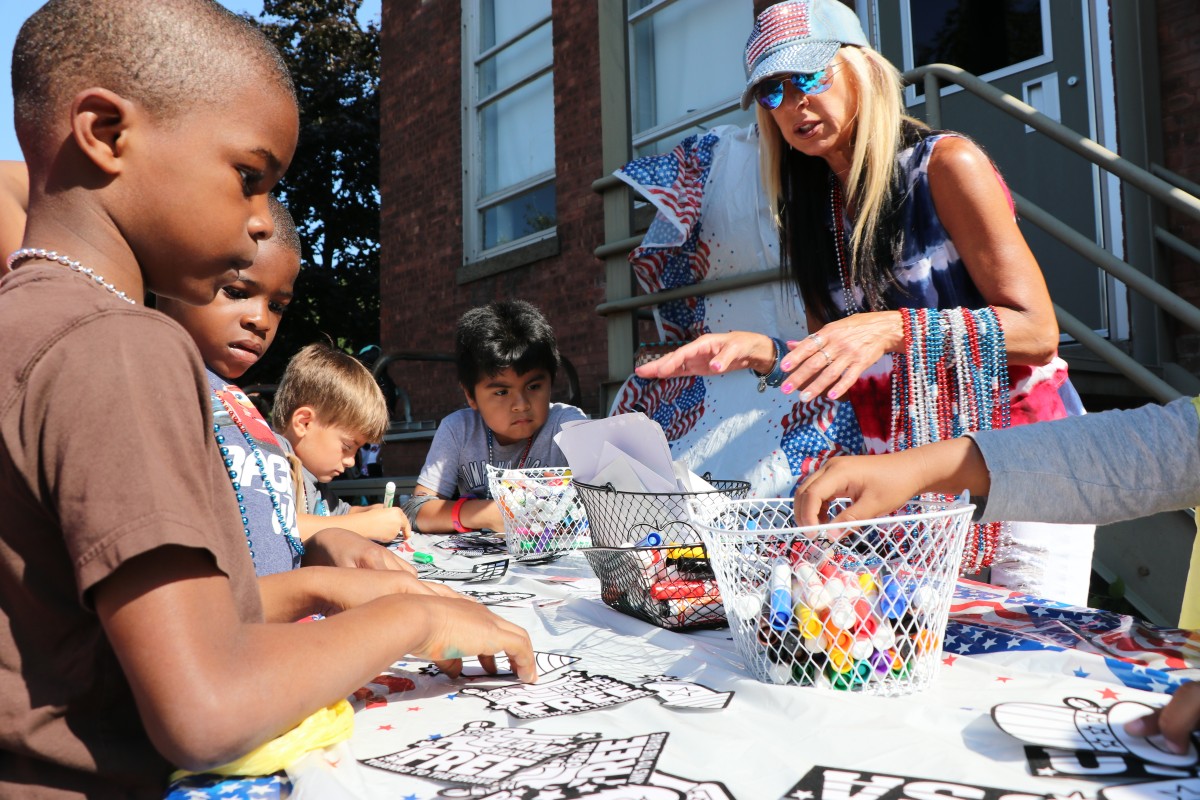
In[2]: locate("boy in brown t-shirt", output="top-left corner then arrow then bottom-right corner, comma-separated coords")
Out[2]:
0,1 -> 534,796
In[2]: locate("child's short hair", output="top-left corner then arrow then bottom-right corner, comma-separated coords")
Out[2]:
456,300 -> 560,395
272,343 -> 390,443
267,195 -> 302,258
13,0 -> 295,164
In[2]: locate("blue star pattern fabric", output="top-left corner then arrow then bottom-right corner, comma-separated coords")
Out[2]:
949,581 -> 1200,692
164,773 -> 287,799
779,395 -> 865,480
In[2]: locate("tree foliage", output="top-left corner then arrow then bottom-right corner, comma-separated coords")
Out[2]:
241,0 -> 381,385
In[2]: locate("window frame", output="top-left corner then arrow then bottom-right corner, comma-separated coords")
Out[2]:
460,0 -> 558,274
626,0 -> 754,158
895,0 -> 1054,105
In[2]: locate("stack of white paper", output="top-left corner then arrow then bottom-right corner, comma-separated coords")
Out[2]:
554,413 -> 718,494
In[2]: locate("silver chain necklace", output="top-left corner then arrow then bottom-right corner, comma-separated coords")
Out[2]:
6,248 -> 137,305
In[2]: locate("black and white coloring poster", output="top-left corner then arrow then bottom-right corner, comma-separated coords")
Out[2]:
361,720 -> 601,786
458,670 -> 653,720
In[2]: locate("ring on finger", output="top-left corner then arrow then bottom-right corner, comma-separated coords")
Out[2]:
820,348 -> 834,367
808,332 -> 825,349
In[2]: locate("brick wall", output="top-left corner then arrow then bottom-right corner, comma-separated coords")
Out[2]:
1157,0 -> 1200,372
380,0 -> 607,473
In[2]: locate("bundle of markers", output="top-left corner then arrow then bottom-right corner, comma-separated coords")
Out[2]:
573,479 -> 750,631
595,533 -> 726,629
485,466 -> 589,558
694,497 -> 973,695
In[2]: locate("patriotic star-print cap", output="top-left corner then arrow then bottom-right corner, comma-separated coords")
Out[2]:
740,0 -> 870,109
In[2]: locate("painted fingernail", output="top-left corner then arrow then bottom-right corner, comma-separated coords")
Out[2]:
828,390 -> 840,400
711,361 -> 722,371
798,391 -> 810,402
781,361 -> 793,371
781,383 -> 794,394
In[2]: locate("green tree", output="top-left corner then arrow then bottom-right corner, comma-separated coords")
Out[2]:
241,0 -> 381,385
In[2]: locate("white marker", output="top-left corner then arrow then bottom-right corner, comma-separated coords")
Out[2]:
383,481 -> 396,508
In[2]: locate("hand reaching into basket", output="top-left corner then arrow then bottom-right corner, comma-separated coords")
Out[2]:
794,438 -> 991,532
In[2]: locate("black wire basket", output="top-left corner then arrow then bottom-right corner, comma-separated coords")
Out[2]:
573,478 -> 750,631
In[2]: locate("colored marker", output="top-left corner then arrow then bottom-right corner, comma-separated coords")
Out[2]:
634,531 -> 663,547
649,580 -> 721,601
768,564 -> 793,631
413,552 -> 434,564
383,480 -> 396,508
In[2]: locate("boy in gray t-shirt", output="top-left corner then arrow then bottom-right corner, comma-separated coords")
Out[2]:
405,301 -> 587,533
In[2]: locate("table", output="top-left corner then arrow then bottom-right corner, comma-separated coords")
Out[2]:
344,535 -> 1200,799
169,536 -> 1200,800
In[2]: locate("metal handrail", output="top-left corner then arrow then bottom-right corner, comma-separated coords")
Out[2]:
908,64 -> 1200,223
1053,305 -> 1179,403
590,64 -> 1200,400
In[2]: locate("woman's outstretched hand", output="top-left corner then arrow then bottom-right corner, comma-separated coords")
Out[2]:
633,332 -> 776,379
781,311 -> 903,401
631,315 -> 903,404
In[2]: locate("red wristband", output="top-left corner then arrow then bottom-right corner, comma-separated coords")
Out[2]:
451,497 -> 473,533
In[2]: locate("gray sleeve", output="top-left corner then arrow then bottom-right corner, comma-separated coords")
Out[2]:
970,396 -> 1200,525
415,414 -> 465,498
401,493 -> 438,533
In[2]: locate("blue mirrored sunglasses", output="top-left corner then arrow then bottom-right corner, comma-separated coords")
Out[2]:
754,70 -> 833,110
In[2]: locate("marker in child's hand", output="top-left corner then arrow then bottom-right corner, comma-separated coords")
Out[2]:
383,481 -> 396,508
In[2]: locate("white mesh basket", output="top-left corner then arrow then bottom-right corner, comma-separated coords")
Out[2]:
486,466 -> 589,558
690,497 -> 973,696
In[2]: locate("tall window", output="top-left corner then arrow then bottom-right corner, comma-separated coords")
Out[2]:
628,0 -> 754,157
464,0 -> 555,260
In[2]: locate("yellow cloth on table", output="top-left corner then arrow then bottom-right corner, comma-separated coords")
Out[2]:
169,699 -> 354,781
1177,397 -> 1200,629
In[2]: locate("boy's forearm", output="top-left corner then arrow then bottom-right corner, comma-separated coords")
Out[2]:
911,437 -> 992,498
258,568 -> 325,622
295,512 -> 323,541
416,496 -> 502,533
95,550 -> 436,771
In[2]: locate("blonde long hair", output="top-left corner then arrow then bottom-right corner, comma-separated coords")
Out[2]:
758,45 -> 924,317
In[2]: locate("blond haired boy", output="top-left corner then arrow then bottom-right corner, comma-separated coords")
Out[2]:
273,342 -> 413,541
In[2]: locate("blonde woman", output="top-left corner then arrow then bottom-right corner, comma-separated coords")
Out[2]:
637,0 -> 1093,604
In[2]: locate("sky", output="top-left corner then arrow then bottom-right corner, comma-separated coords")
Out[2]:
0,0 -> 382,163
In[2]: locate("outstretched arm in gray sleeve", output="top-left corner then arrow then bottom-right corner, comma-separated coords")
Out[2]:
970,396 -> 1200,525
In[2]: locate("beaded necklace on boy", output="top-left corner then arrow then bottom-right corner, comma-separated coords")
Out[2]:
7,247 -> 137,305
215,395 -> 306,560
484,428 -> 533,500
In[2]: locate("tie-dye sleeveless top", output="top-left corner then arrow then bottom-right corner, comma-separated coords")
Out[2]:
835,133 -> 1084,454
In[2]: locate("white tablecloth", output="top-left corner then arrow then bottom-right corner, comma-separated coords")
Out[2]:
330,535 -> 1200,799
